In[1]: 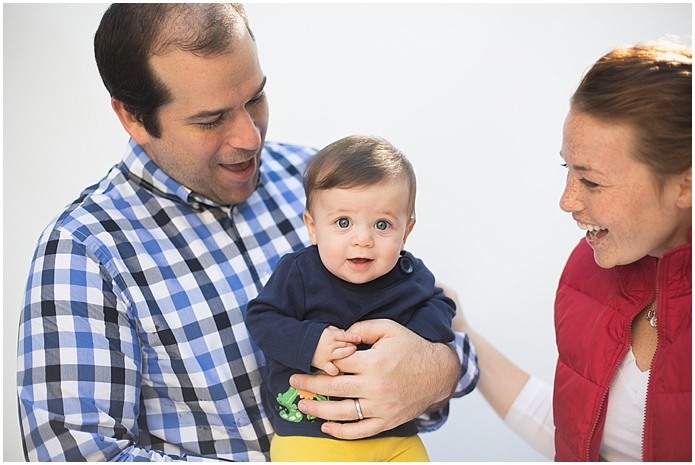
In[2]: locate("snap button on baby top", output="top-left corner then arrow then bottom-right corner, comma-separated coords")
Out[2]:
399,256 -> 414,274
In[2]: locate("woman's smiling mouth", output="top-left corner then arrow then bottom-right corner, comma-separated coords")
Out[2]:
577,221 -> 609,244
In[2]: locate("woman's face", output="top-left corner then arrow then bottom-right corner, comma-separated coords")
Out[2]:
559,110 -> 691,268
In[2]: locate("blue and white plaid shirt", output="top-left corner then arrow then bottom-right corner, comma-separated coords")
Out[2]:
17,139 -> 478,461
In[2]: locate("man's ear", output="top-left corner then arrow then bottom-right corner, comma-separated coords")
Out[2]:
676,167 -> 692,209
303,210 -> 318,245
111,98 -> 151,146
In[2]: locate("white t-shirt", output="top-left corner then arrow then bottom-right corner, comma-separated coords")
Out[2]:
504,347 -> 647,461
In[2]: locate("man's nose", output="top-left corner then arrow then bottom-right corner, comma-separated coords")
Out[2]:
224,109 -> 262,152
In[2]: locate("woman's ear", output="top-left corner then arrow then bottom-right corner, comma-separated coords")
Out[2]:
676,167 -> 692,209
303,210 -> 318,245
111,98 -> 151,146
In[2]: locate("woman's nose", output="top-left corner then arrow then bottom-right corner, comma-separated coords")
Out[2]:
559,176 -> 583,213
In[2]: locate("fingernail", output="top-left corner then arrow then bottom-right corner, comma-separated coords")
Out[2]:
321,424 -> 332,435
289,376 -> 298,387
297,401 -> 307,413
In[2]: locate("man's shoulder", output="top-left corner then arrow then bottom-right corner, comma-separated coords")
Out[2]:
262,142 -> 316,175
38,165 -> 149,245
264,141 -> 317,159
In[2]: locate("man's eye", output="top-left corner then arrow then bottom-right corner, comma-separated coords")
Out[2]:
375,220 -> 390,231
337,218 -> 351,228
198,116 -> 225,130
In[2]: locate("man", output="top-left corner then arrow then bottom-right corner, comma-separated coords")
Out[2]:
17,4 -> 478,461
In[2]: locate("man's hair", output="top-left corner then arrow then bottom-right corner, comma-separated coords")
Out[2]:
303,135 -> 417,219
571,41 -> 692,186
94,3 -> 253,138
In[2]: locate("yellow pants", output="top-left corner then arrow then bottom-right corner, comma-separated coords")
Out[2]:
270,434 -> 429,462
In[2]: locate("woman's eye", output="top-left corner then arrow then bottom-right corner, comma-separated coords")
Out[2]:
248,91 -> 266,106
337,218 -> 351,228
375,220 -> 390,231
580,178 -> 600,189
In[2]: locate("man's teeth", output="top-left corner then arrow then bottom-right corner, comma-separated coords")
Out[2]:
578,222 -> 607,233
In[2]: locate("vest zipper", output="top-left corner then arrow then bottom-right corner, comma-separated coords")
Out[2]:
641,264 -> 660,462
584,264 -> 657,461
584,347 -> 629,460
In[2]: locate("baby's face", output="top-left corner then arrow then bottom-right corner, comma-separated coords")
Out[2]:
304,179 -> 415,284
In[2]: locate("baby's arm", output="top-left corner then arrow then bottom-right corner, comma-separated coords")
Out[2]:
312,326 -> 362,376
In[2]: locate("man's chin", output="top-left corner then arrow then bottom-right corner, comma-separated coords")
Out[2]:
217,177 -> 260,206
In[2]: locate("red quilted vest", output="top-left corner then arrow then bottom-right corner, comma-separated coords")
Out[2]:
553,236 -> 691,461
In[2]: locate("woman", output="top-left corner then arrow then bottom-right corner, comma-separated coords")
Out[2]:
455,41 -> 691,461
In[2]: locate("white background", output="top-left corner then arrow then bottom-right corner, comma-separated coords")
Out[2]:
4,3 -> 691,462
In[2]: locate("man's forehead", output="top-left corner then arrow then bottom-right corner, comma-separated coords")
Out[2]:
151,4 -> 247,57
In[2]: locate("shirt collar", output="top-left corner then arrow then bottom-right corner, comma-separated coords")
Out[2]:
120,138 -> 231,209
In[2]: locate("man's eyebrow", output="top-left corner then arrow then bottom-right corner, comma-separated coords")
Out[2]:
187,108 -> 229,121
186,76 -> 267,121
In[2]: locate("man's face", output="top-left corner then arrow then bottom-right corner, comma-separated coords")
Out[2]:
137,24 -> 269,206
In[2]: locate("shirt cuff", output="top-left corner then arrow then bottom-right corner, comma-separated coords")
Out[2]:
451,330 -> 479,398
416,331 -> 480,433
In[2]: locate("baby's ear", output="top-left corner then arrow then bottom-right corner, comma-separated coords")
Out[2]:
402,218 -> 416,246
303,210 -> 318,245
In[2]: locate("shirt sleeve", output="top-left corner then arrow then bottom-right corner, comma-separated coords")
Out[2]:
404,284 -> 456,344
415,330 -> 479,432
503,375 -> 555,460
245,254 -> 328,373
17,228 -> 195,461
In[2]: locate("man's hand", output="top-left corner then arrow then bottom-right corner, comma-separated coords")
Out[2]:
290,319 -> 460,439
312,326 -> 361,376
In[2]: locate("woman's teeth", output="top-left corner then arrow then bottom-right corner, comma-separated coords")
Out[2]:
578,221 -> 607,236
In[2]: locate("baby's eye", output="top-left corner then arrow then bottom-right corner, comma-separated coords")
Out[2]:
337,218 -> 351,228
375,220 -> 390,231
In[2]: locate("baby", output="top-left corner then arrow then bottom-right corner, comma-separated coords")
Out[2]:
245,135 -> 456,461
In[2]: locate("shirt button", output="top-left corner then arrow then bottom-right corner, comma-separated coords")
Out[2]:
399,257 -> 414,274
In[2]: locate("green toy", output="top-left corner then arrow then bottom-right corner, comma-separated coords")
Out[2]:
276,386 -> 329,423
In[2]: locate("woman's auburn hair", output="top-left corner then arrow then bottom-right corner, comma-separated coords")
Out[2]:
571,42 -> 692,184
